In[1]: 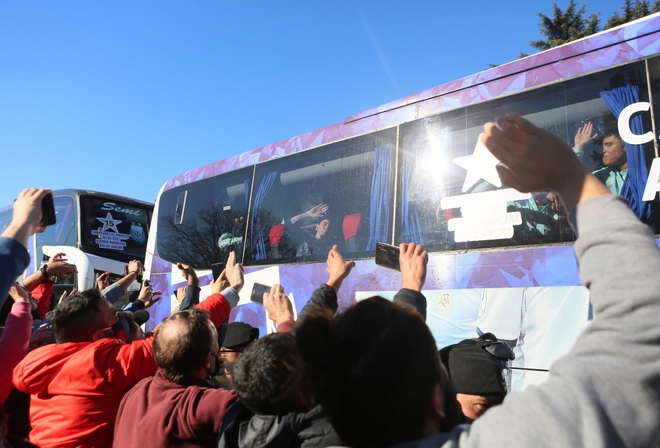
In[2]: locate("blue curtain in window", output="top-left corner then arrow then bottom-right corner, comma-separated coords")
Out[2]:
366,145 -> 393,251
399,139 -> 425,244
250,171 -> 278,260
244,179 -> 250,204
599,85 -> 652,221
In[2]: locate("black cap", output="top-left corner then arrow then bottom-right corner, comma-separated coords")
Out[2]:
222,322 -> 259,349
440,334 -> 512,404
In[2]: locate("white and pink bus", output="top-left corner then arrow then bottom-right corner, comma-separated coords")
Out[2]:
145,14 -> 660,391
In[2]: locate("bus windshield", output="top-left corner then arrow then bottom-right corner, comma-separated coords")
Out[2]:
79,195 -> 151,262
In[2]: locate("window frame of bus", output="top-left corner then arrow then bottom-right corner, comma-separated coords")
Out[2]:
244,127 -> 397,266
155,166 -> 253,270
395,58 -> 658,252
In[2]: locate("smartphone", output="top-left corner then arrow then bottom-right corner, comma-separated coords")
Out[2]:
40,193 -> 57,227
250,283 -> 271,305
211,262 -> 225,281
375,242 -> 400,271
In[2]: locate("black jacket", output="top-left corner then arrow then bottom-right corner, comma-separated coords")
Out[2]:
217,402 -> 341,448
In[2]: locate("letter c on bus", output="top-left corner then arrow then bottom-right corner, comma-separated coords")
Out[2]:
618,102 -> 654,145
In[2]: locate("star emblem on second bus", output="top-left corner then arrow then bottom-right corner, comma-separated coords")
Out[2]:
453,134 -> 502,192
97,212 -> 122,233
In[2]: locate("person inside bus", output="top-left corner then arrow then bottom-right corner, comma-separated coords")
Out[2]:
291,113 -> 660,447
218,212 -> 246,262
285,203 -> 340,258
573,122 -> 628,195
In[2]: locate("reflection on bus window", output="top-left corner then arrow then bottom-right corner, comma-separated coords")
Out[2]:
157,168 -> 252,269
247,128 -> 395,265
396,62 -> 660,251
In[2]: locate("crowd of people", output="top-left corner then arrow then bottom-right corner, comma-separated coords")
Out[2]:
2,114 -> 660,447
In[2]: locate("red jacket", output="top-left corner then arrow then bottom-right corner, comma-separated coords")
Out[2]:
12,292 -> 231,448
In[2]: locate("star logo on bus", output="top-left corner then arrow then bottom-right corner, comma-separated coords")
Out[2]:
97,212 -> 122,233
452,134 -> 502,192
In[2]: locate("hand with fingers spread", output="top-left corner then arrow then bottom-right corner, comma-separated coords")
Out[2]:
574,121 -> 597,151
59,288 -> 78,306
325,245 -> 355,293
137,280 -> 162,309
481,113 -> 610,212
263,284 -> 294,326
399,242 -> 428,292
290,203 -> 329,225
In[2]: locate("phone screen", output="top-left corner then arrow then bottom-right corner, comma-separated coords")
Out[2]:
375,242 -> 400,271
250,283 -> 271,304
211,263 -> 225,281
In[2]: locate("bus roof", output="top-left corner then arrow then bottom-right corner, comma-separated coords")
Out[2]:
163,12 -> 660,194
0,189 -> 154,214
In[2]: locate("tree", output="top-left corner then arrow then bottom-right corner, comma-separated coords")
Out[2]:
604,0 -> 660,29
529,1 -> 600,51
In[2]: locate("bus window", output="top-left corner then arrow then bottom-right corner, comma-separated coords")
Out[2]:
80,195 -> 152,262
397,108 -> 468,252
246,128 -> 396,265
461,82 -> 575,249
156,167 -> 253,269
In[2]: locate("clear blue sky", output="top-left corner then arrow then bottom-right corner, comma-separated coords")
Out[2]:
0,0 -> 629,207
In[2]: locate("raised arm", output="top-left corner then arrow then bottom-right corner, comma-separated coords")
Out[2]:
176,263 -> 200,312
196,252 -> 243,327
463,114 -> 660,446
263,284 -> 295,333
0,188 -> 51,308
297,245 -> 355,323
393,242 -> 428,319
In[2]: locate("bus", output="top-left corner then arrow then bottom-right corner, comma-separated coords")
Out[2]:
0,189 -> 153,305
145,13 -> 660,392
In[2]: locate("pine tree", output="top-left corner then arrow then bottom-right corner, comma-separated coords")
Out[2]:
529,1 -> 600,51
604,0 -> 660,29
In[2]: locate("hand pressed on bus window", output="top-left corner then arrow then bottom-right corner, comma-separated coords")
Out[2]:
263,284 -> 294,325
326,245 -> 355,293
574,121 -> 597,151
223,251 -> 244,293
399,242 -> 428,293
